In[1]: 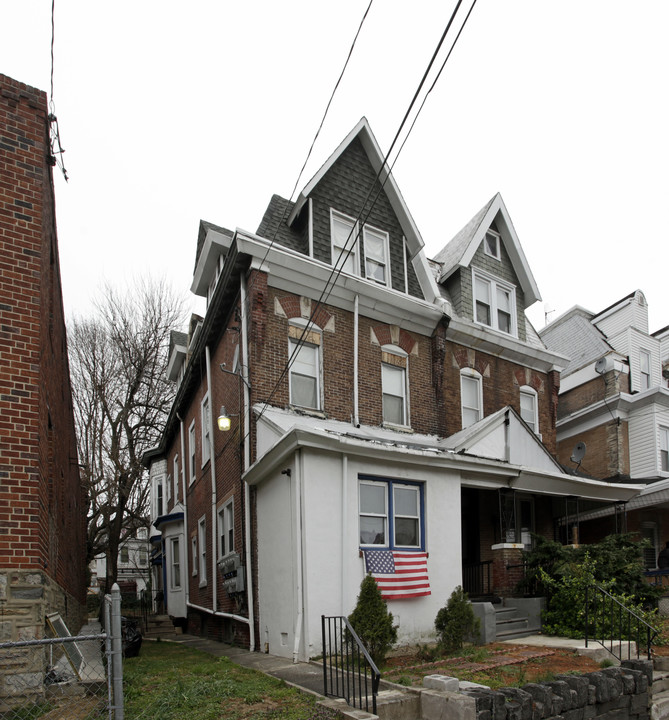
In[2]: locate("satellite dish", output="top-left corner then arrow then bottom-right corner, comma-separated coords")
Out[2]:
570,442 -> 587,465
595,357 -> 608,375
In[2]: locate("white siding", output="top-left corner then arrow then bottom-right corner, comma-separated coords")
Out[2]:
628,331 -> 661,392
594,291 -> 648,338
628,407 -> 669,478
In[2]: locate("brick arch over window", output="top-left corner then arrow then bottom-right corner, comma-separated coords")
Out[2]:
513,368 -> 544,393
277,295 -> 333,331
371,325 -> 416,355
452,348 -> 489,378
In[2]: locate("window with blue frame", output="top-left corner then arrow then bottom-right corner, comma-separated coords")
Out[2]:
358,476 -> 424,550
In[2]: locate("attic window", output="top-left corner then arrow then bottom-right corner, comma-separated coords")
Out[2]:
473,269 -> 516,336
484,230 -> 501,260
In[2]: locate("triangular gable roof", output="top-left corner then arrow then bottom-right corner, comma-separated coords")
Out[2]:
288,117 -> 441,305
433,193 -> 541,308
442,406 -> 563,473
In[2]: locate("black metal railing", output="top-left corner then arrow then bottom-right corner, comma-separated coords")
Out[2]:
321,615 -> 381,715
463,560 -> 493,597
585,584 -> 659,661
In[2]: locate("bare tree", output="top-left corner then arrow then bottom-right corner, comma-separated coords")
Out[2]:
69,278 -> 186,590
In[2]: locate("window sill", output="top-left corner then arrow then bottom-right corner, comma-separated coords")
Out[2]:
382,421 -> 413,433
289,405 -> 326,419
199,581 -> 208,589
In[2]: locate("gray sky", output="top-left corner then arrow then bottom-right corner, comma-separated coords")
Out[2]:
2,1 -> 668,333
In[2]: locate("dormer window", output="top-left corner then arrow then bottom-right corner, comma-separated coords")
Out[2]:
484,230 -> 501,260
363,225 -> 389,285
473,269 -> 516,336
331,210 -> 359,275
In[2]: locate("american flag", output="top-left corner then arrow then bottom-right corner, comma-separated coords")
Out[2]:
363,550 -> 431,600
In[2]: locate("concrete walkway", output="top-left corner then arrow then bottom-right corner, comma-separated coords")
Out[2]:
502,633 -> 640,664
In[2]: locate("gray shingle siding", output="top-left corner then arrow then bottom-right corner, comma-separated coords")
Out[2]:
309,138 -> 423,299
256,195 -> 308,253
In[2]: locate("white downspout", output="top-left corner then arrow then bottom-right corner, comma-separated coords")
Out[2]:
293,451 -> 304,663
240,273 -> 256,652
177,413 -> 189,609
341,454 -> 348,613
205,346 -> 217,614
353,294 -> 359,427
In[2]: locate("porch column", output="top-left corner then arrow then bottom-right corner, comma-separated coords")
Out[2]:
491,543 -> 524,597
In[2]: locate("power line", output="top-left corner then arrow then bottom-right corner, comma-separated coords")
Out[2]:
48,0 -> 68,181
254,0 -> 477,425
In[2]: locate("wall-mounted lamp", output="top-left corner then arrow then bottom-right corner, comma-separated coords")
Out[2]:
217,406 -> 232,432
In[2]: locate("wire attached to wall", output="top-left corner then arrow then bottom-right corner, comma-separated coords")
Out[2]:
48,0 -> 69,181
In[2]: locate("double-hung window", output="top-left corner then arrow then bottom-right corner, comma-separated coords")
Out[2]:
460,369 -> 483,428
201,394 -> 211,466
661,427 -> 669,472
359,477 -> 423,549
473,270 -> 516,335
198,517 -> 207,585
363,225 -> 389,285
640,350 -> 651,390
188,422 -> 196,484
218,498 -> 234,558
381,347 -> 408,426
331,210 -> 359,275
173,454 -> 179,500
171,537 -> 181,589
519,386 -> 538,434
288,323 -> 322,410
155,476 -> 164,517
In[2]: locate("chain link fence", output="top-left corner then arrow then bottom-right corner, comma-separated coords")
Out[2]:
0,588 -> 124,720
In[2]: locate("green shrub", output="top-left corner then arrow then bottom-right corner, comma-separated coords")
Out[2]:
434,586 -> 480,654
348,574 -> 398,666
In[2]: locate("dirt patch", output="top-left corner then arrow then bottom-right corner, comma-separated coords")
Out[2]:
383,643 -> 603,689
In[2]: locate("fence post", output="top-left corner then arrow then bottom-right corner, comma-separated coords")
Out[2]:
111,583 -> 125,719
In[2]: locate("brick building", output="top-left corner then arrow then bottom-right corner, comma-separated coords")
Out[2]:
0,74 -> 87,641
540,291 -> 669,563
145,119 -> 640,657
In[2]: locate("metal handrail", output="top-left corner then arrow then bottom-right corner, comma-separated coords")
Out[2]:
585,583 -> 659,661
321,615 -> 381,715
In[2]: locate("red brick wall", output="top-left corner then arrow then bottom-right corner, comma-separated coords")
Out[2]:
0,74 -> 86,612
556,420 -> 630,480
442,343 -> 559,456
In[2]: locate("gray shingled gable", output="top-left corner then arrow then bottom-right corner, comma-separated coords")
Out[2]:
256,194 -> 308,254
169,330 -> 188,355
432,195 -> 496,271
194,220 -> 234,274
539,307 -> 613,376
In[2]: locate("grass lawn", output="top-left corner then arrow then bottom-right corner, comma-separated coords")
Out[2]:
123,642 -> 339,720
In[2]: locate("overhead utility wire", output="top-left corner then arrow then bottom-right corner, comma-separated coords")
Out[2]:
48,0 -> 68,180
255,0 -> 475,424
213,1 -> 375,461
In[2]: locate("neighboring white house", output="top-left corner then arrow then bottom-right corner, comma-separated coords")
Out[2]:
89,526 -> 151,595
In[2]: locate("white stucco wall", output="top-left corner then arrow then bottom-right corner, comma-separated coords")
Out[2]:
254,445 -> 462,660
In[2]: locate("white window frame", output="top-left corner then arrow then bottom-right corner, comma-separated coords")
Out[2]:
640,349 -> 651,391
170,537 -> 181,589
201,393 -> 211,467
191,535 -> 198,576
472,269 -> 517,336
661,426 -> 669,473
519,386 -> 539,434
166,473 -> 171,504
359,477 -> 423,550
288,337 -> 321,410
154,475 -> 165,518
198,517 -> 207,586
363,224 -> 390,286
641,522 -> 659,570
188,421 -> 196,485
173,454 -> 179,501
120,545 -> 129,565
330,210 -> 359,276
460,368 -> 483,429
484,229 -> 501,260
381,346 -> 409,427
218,498 -> 234,559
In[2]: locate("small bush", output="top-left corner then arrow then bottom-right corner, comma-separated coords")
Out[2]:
348,574 -> 398,666
434,586 -> 480,654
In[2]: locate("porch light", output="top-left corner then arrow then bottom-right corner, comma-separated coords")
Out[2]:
217,406 -> 231,432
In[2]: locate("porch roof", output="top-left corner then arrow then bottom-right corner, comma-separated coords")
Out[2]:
245,405 -> 641,503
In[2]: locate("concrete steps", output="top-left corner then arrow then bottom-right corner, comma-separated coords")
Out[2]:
143,615 -> 181,639
494,604 -> 540,641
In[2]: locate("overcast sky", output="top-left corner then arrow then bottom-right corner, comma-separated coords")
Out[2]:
2,1 -> 667,333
